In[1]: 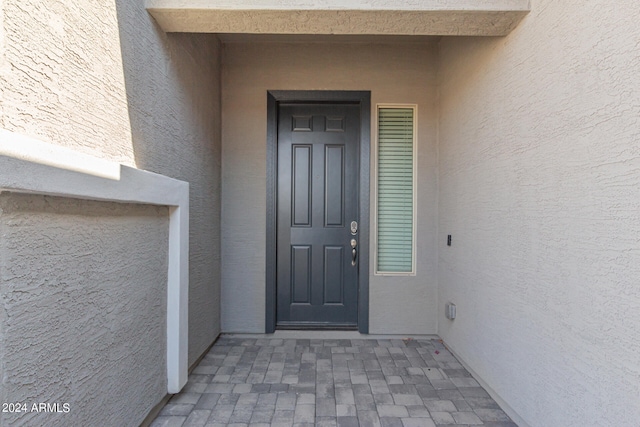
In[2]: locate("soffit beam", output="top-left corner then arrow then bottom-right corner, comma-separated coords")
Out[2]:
146,0 -> 530,36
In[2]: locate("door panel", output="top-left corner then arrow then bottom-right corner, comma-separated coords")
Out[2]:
277,103 -> 360,327
323,246 -> 344,304
324,145 -> 345,227
292,145 -> 312,226
291,245 -> 311,304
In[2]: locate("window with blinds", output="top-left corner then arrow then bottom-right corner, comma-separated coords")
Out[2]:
376,106 -> 416,274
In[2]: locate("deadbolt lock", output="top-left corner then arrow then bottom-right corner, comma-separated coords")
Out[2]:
350,221 -> 358,235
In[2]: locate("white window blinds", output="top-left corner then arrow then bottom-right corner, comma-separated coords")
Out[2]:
376,107 -> 416,274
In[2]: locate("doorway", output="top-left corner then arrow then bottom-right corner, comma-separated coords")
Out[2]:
266,91 -> 370,333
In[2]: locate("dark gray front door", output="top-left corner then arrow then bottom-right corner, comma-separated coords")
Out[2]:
276,103 -> 360,328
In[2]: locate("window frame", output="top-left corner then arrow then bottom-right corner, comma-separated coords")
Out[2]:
373,103 -> 418,276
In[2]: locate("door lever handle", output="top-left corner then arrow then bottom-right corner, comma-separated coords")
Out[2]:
351,239 -> 357,266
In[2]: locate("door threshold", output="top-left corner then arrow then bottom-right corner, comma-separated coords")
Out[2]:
276,322 -> 357,331
222,331 -> 441,340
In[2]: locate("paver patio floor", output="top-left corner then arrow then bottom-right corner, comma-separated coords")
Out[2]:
151,334 -> 517,427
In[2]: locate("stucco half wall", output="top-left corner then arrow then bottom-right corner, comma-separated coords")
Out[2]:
0,194 -> 168,427
221,41 -> 438,334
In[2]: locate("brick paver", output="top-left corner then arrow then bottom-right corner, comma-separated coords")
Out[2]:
151,337 -> 517,427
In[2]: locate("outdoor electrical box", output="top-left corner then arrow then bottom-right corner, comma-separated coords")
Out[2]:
445,303 -> 457,320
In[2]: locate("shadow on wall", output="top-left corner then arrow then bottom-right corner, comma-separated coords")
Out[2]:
112,0 -> 223,365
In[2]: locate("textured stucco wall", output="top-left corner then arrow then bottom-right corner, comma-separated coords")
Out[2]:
0,0 -> 222,421
221,41 -> 438,334
112,19 -> 223,368
1,0 -> 221,363
438,1 -> 640,426
0,194 -> 168,427
2,1 -> 130,164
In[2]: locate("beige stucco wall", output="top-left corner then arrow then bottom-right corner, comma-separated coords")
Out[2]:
221,41 -> 439,334
437,1 -> 640,426
1,0 -> 222,421
0,194 -> 168,426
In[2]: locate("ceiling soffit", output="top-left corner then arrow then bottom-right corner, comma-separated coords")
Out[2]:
146,0 -> 531,37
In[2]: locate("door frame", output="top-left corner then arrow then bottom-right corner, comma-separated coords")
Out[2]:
266,90 -> 371,334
